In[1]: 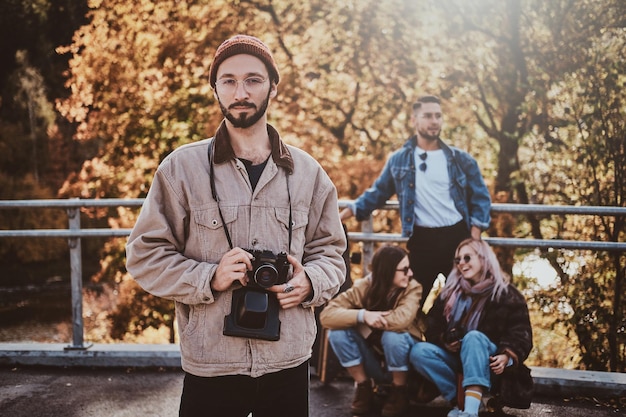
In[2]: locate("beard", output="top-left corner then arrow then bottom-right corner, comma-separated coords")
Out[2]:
418,127 -> 440,142
218,90 -> 271,129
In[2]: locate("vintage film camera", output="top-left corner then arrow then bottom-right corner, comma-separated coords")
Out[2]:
224,249 -> 290,341
246,249 -> 290,289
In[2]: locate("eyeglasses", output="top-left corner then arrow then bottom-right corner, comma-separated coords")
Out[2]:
215,76 -> 268,94
396,266 -> 411,275
418,152 -> 427,172
454,254 -> 474,265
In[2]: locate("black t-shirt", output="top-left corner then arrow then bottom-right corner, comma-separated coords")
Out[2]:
239,157 -> 269,190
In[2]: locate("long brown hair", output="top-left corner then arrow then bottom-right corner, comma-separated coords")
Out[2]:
363,245 -> 408,311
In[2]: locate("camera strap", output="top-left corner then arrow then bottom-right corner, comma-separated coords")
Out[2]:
208,139 -> 293,253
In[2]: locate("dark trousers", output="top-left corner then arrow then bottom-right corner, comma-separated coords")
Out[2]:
179,361 -> 309,417
406,221 -> 470,304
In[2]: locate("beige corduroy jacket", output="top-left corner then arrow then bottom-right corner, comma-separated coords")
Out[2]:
126,122 -> 347,378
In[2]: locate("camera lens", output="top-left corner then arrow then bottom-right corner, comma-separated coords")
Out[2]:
254,264 -> 279,288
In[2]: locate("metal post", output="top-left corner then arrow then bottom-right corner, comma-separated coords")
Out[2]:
65,203 -> 90,350
361,217 -> 374,275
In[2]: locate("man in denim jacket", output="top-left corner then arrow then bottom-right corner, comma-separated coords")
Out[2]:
341,95 -> 491,302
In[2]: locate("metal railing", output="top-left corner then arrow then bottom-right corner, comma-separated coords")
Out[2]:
1,198 -> 625,350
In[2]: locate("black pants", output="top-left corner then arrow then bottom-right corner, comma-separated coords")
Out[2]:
406,221 -> 470,304
179,361 -> 309,417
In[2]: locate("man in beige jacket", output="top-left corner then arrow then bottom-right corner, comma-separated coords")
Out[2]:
126,34 -> 346,417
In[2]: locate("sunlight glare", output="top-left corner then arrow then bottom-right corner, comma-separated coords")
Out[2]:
513,254 -> 558,288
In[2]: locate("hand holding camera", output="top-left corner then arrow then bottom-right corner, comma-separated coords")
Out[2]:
268,253 -> 312,310
224,248 -> 308,341
212,247 -> 254,292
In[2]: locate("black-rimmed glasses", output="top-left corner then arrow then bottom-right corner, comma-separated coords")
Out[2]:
396,266 -> 411,275
418,152 -> 427,172
454,254 -> 474,265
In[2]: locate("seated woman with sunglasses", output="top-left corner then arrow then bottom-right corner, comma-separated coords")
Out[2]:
320,245 -> 423,417
409,238 -> 533,417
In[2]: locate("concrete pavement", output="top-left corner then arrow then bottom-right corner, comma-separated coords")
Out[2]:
0,365 -> 623,417
2,343 -> 625,399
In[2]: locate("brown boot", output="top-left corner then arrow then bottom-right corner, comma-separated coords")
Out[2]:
381,384 -> 409,417
351,380 -> 373,414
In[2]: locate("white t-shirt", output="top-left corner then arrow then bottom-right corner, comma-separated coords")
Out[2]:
413,147 -> 463,227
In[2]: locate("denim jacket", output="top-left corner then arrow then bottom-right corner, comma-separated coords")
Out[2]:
353,136 -> 491,237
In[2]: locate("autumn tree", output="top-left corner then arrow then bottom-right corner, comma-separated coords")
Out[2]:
526,25 -> 626,371
422,0 -> 626,370
514,1 -> 625,372
0,0 -> 89,265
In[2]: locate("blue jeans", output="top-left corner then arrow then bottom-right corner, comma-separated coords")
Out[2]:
328,328 -> 417,383
409,330 -> 497,402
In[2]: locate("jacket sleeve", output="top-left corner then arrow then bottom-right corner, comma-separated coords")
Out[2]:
457,152 -> 491,230
301,167 -> 348,308
384,280 -> 423,332
319,278 -> 368,329
353,155 -> 397,221
125,163 -> 215,305
496,286 -> 533,364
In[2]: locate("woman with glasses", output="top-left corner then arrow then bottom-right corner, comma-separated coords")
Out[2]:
320,245 -> 424,417
409,238 -> 533,417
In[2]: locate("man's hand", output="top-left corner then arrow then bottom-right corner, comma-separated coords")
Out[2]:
211,247 -> 253,292
267,254 -> 312,309
339,207 -> 354,221
470,225 -> 482,240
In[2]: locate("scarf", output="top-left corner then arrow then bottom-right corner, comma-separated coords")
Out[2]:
444,277 -> 495,331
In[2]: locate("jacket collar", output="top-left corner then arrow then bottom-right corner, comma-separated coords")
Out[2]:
213,120 -> 294,173
403,135 -> 454,156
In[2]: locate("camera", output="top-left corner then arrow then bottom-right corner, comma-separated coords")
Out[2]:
246,249 -> 290,289
224,249 -> 290,341
444,326 -> 466,344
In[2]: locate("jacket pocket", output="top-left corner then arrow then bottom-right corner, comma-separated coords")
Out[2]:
452,170 -> 468,189
194,206 -> 238,261
274,207 -> 308,252
178,302 -> 205,361
391,165 -> 412,180
391,166 -> 413,202
179,300 -> 233,363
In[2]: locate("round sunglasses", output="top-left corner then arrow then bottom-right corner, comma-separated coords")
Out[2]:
454,254 -> 475,265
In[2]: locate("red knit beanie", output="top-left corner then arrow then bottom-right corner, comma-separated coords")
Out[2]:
209,35 -> 280,88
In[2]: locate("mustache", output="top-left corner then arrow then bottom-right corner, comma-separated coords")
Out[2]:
229,102 -> 256,109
